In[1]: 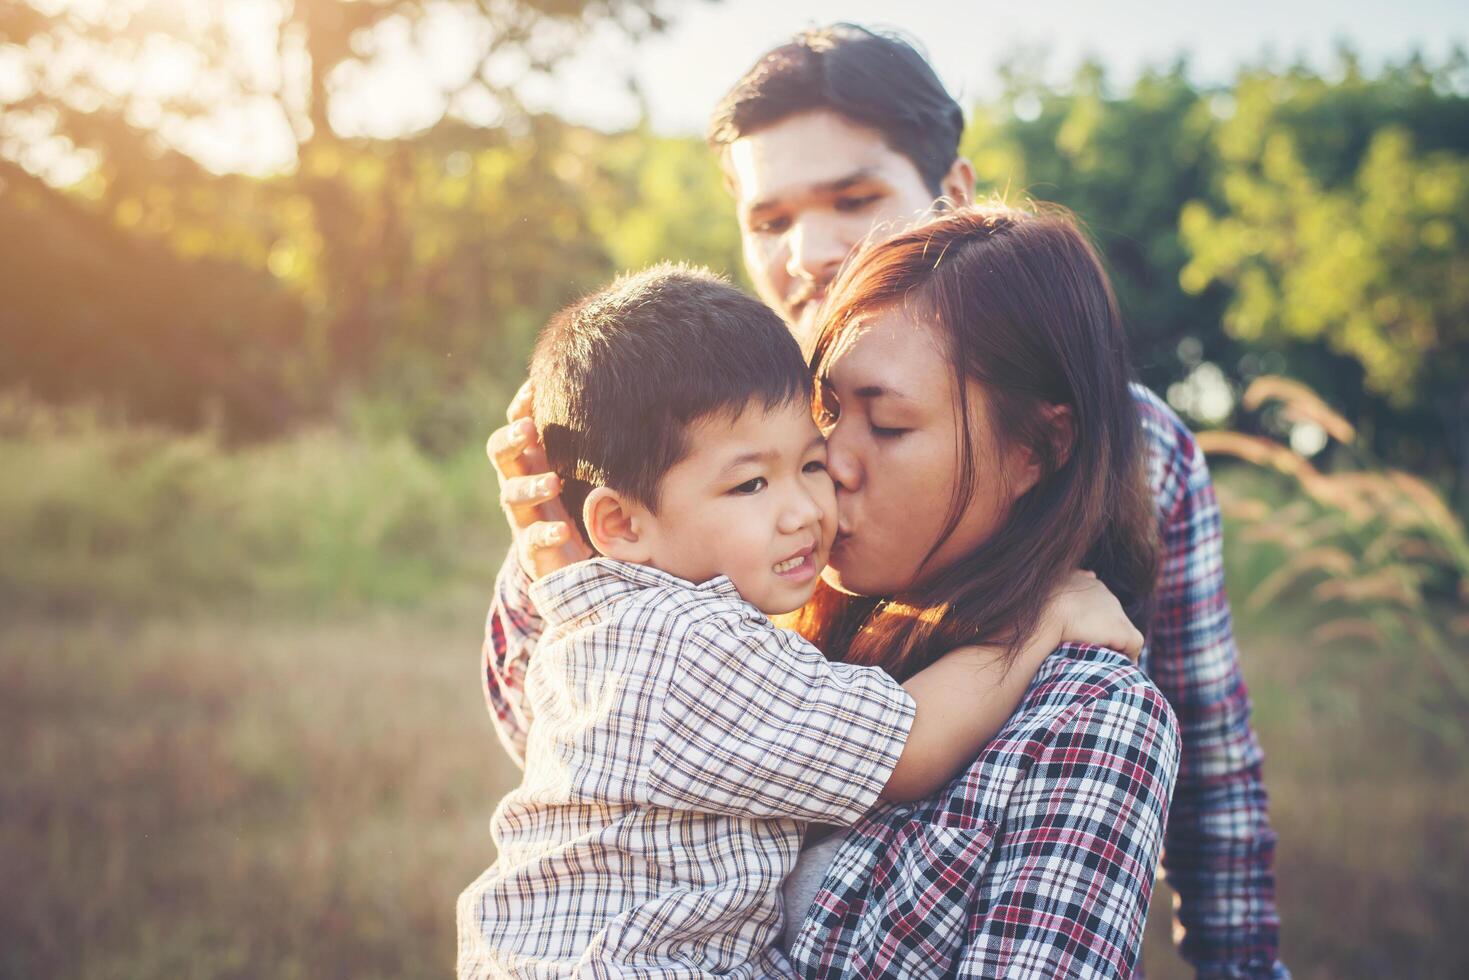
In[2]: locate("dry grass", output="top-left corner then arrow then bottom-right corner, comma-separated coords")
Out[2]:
4,605 -> 1467,978
1205,376 -> 1469,749
1141,630 -> 1469,979
0,602 -> 519,980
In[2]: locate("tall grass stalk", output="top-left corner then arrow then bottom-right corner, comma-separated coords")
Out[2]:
1204,376 -> 1469,747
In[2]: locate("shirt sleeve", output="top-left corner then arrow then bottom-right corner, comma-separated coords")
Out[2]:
1137,387 -> 1289,979
646,615 -> 916,825
956,680 -> 1182,979
482,546 -> 543,769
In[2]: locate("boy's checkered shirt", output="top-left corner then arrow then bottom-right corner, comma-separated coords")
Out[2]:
457,557 -> 916,979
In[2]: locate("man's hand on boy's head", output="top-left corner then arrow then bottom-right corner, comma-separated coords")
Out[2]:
488,379 -> 592,580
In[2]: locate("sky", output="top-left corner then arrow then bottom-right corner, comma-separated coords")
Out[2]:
521,0 -> 1469,134
10,0 -> 1466,178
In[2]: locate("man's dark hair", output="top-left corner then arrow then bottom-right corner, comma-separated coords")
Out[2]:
707,23 -> 964,194
530,263 -> 810,538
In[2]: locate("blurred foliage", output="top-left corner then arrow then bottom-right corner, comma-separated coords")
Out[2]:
963,59 -> 1226,397
0,0 -> 729,441
0,392 -> 506,613
1179,58 -> 1469,496
1204,376 -> 1469,748
1,6 -> 1466,506
962,49 -> 1469,508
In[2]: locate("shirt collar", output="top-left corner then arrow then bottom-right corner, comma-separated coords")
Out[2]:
528,557 -> 742,627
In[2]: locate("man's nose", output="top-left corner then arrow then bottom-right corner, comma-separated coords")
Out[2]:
785,217 -> 847,287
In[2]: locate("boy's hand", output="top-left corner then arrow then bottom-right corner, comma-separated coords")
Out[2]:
487,380 -> 592,580
1047,570 -> 1144,661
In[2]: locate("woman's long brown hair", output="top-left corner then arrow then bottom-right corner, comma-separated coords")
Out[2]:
785,203 -> 1159,681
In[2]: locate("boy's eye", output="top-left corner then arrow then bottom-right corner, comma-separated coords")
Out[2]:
803,459 -> 828,474
731,477 -> 767,495
750,215 -> 789,235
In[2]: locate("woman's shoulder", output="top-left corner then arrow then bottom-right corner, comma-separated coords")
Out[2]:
1009,642 -> 1180,747
913,642 -> 1180,836
1031,640 -> 1156,697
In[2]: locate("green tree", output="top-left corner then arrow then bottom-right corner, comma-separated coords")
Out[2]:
961,59 -> 1233,396
0,0 -> 681,435
1179,53 -> 1469,500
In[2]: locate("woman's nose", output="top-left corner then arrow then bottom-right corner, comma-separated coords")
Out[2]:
824,427 -> 862,494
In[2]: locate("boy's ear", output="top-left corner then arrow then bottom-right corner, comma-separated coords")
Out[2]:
583,487 -> 653,564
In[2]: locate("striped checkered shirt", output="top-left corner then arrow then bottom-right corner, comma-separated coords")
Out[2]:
786,643 -> 1181,977
459,557 -> 916,979
482,386 -> 1286,978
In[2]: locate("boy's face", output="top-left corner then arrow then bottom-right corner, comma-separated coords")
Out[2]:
639,398 -> 837,615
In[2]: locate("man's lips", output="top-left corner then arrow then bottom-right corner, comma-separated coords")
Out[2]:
789,284 -> 829,317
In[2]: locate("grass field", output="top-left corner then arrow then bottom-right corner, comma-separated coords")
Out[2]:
0,603 -> 512,980
4,598 -> 1466,979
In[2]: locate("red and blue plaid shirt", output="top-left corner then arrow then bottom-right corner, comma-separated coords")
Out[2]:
1130,386 -> 1286,979
482,386 -> 1286,978
786,643 -> 1179,978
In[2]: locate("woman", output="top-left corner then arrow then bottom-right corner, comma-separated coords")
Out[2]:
484,203 -> 1180,977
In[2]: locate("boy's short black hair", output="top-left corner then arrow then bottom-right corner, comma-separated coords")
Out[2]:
530,263 -> 810,538
707,23 -> 964,195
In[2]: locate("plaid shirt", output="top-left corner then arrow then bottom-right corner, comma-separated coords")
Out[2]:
483,387 -> 1286,978
460,558 -> 915,979
787,644 -> 1180,978
1130,386 -> 1286,980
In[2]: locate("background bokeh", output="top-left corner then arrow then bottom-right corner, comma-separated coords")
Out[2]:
2,1 -> 1466,977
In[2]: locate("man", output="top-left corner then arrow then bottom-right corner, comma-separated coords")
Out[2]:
488,24 -> 1286,979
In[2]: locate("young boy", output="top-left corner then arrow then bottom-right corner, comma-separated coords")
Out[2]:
457,264 -> 1139,979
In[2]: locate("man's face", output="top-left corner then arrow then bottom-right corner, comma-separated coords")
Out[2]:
724,110 -> 946,347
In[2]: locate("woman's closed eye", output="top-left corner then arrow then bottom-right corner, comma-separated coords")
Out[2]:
870,423 -> 908,439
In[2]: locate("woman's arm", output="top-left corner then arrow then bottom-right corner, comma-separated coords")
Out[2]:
881,571 -> 1144,802
957,677 -> 1181,978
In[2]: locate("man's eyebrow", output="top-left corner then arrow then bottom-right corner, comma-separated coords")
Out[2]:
746,168 -> 881,215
